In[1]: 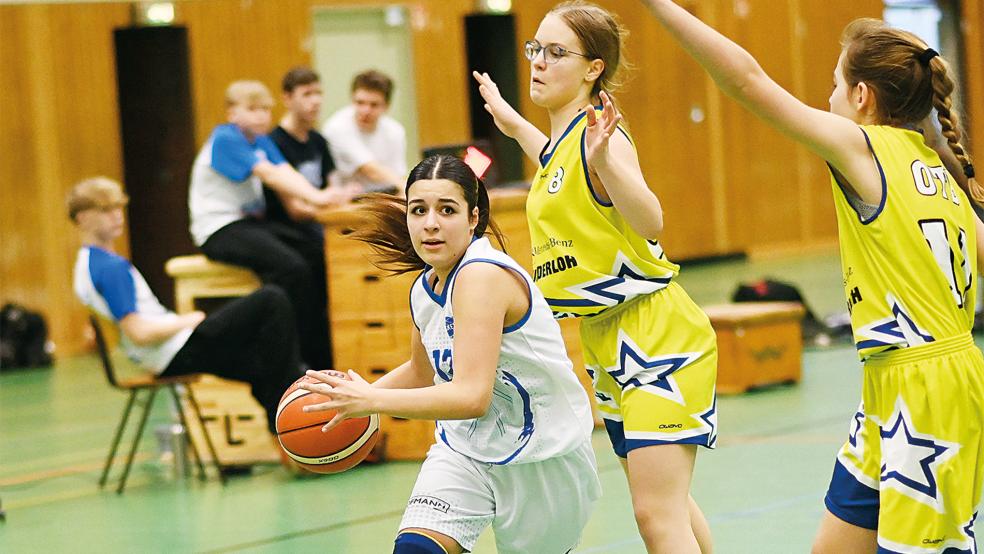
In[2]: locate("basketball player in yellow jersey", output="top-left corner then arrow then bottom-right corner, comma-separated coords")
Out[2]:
643,1 -> 984,552
474,2 -> 717,552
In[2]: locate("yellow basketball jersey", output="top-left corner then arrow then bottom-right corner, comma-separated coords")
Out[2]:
832,125 -> 977,360
527,110 -> 678,318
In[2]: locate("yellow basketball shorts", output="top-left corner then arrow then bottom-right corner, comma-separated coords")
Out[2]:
825,332 -> 984,553
580,282 -> 718,458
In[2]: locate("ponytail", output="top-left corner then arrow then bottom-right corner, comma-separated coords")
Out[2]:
927,57 -> 984,206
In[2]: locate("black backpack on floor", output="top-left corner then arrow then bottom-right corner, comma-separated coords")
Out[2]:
0,303 -> 53,370
731,279 -> 828,340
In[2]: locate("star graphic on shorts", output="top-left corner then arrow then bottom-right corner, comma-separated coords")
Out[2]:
691,394 -> 718,447
849,404 -> 865,448
604,330 -> 701,405
962,512 -> 977,552
879,396 -> 959,510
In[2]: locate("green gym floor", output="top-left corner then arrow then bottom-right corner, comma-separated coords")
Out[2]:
2,248 -> 982,553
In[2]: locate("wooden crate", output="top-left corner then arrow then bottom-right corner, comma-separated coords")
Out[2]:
181,376 -> 280,466
703,302 -> 806,394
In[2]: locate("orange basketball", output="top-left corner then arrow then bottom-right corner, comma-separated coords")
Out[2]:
275,371 -> 380,474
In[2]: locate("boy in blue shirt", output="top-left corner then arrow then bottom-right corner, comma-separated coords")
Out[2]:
71,176 -> 302,436
189,81 -> 350,371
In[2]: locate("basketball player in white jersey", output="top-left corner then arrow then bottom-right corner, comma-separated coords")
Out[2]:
300,154 -> 601,554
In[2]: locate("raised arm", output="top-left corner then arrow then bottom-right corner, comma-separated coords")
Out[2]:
473,71 -> 548,164
640,0 -> 880,201
584,92 -> 664,239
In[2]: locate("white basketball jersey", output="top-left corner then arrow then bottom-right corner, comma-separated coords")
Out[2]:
410,238 -> 594,465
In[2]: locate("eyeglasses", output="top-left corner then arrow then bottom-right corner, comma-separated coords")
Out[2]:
524,40 -> 591,65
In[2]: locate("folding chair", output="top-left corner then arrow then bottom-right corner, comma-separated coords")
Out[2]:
90,315 -> 227,493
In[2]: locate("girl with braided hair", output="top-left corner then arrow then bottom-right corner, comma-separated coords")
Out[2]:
641,2 -> 984,552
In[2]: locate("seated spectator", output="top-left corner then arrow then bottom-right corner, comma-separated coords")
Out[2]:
265,67 -> 337,368
189,80 -> 348,370
266,66 -> 337,227
323,69 -> 407,192
70,176 -> 302,437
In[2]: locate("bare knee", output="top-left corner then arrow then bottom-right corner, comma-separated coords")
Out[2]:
632,498 -> 692,544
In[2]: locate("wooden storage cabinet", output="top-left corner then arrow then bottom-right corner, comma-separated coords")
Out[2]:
323,210 -> 433,460
703,302 -> 806,394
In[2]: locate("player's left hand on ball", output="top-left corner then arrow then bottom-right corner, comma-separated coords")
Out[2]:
299,370 -> 376,431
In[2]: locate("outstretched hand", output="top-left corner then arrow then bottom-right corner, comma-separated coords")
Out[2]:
299,369 -> 376,432
472,71 -> 526,139
583,91 -> 622,171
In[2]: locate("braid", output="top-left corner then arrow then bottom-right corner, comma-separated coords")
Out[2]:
929,58 -> 984,206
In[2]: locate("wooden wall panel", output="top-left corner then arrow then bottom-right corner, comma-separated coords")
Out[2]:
0,0 -> 921,358
176,0 -> 313,146
962,1 -> 984,166
0,3 -> 130,359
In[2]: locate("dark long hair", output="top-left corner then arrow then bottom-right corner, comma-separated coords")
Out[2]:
352,155 -> 505,274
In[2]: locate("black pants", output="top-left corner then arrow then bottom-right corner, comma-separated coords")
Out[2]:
162,285 -> 303,433
201,218 -> 332,370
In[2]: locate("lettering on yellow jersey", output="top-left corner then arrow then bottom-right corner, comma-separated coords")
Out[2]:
847,286 -> 863,314
533,254 -> 578,281
531,236 -> 574,257
912,160 -> 960,205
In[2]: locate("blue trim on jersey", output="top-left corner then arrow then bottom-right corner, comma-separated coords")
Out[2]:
539,111 -> 587,167
495,371 -> 535,464
826,128 -> 887,225
824,458 -> 879,530
420,239 -> 478,306
856,339 -> 895,351
436,370 -> 535,465
409,272 -> 424,331
615,125 -> 632,145
581,129 -> 614,207
858,128 -> 888,225
87,246 -> 137,320
545,297 -> 605,308
455,258 -> 533,333
891,302 -> 935,343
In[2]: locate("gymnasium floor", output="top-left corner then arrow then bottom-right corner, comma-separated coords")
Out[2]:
2,248 -> 982,553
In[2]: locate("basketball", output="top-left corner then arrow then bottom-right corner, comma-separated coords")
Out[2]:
276,371 -> 380,474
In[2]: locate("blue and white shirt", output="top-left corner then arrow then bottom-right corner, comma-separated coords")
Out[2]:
188,124 -> 287,246
74,246 -> 192,372
410,238 -> 594,465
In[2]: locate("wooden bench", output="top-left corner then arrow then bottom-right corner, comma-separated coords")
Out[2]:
164,254 -> 275,466
164,255 -> 261,314
703,302 -> 806,394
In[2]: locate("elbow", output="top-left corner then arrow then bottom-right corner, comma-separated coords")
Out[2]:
463,393 -> 493,419
635,209 -> 663,241
720,58 -> 767,102
122,328 -> 152,346
645,217 -> 664,241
